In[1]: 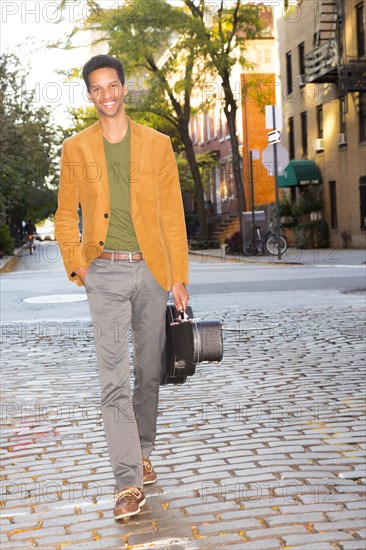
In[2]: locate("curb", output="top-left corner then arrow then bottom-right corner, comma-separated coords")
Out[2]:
188,250 -> 303,266
0,247 -> 23,274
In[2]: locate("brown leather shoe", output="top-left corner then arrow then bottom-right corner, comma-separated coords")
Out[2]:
143,457 -> 157,485
113,486 -> 145,519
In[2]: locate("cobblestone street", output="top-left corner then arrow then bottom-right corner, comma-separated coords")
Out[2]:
1,303 -> 365,549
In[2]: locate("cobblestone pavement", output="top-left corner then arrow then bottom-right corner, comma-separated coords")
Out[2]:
1,305 -> 365,550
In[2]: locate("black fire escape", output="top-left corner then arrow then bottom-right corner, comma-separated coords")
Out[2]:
304,0 -> 366,96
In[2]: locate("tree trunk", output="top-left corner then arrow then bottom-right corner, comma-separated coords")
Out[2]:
222,74 -> 246,237
179,122 -> 209,240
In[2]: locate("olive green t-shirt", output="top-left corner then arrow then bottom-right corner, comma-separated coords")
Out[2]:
103,123 -> 140,252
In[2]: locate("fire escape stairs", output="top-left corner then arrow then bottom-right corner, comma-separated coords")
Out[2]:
305,0 -> 339,83
305,0 -> 366,94
315,0 -> 338,47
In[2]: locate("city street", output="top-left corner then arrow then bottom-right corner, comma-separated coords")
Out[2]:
1,242 -> 365,549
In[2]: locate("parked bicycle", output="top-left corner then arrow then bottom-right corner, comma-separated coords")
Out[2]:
243,222 -> 288,257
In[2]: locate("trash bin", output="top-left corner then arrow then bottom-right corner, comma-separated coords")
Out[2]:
241,210 -> 267,242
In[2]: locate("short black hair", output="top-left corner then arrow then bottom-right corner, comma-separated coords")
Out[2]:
82,55 -> 125,92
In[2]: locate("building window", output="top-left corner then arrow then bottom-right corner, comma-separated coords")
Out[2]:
200,113 -> 205,144
229,160 -> 235,198
220,165 -> 227,199
356,3 -> 365,58
288,117 -> 295,159
212,109 -> 217,139
337,16 -> 344,57
298,42 -> 305,78
339,97 -> 347,134
329,181 -> 338,230
360,92 -> 366,142
300,111 -> 308,157
286,52 -> 293,95
316,105 -> 323,138
206,113 -> 211,142
360,177 -> 366,230
192,117 -> 197,144
219,109 -> 224,141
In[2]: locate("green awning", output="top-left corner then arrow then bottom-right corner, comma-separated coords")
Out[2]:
277,160 -> 323,188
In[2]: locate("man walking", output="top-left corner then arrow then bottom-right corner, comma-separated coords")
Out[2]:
55,55 -> 189,519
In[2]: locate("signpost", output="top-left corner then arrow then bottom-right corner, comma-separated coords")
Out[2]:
268,129 -> 281,144
265,105 -> 283,259
249,150 -> 255,247
262,143 -> 289,176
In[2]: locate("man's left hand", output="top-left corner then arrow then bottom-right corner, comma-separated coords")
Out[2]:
171,283 -> 189,312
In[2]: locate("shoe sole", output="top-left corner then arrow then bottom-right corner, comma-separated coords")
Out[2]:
114,498 -> 146,520
143,476 -> 157,485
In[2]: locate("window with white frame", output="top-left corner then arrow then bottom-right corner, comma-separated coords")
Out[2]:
219,109 -> 224,141
212,108 -> 217,139
220,164 -> 227,199
192,116 -> 197,144
206,112 -> 211,141
200,112 -> 205,144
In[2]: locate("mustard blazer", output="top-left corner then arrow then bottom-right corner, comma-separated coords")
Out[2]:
55,118 -> 189,290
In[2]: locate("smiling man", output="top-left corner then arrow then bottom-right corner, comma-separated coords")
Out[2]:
55,55 -> 189,519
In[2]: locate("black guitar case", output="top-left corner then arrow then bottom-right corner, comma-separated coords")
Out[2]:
161,303 -> 223,385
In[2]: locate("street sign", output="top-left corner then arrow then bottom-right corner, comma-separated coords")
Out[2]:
262,144 -> 289,176
265,105 -> 283,130
268,129 -> 281,144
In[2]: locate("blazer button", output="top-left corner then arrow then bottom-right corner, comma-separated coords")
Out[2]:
104,213 -> 109,218
99,241 -> 104,246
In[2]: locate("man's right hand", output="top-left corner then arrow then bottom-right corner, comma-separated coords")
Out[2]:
75,265 -> 89,284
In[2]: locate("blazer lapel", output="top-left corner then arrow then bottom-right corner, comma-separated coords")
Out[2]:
88,121 -> 109,203
129,117 -> 142,188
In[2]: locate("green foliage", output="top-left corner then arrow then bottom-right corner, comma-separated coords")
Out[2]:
0,224 -> 15,256
242,74 -> 276,113
190,239 -> 221,250
278,195 -> 293,217
184,1 -> 263,72
65,106 -> 98,136
292,188 -> 323,217
127,110 -> 181,149
176,153 -> 194,195
0,53 -> 61,235
294,219 -> 330,249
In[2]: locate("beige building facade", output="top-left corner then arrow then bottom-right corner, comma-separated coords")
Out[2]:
277,0 -> 366,248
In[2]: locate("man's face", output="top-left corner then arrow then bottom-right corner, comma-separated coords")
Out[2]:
87,67 -> 127,118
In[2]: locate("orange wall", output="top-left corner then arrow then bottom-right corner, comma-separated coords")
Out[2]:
241,73 -> 276,208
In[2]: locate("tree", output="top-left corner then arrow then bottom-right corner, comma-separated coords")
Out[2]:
60,0 -> 211,239
0,53 -> 60,238
184,0 -> 263,233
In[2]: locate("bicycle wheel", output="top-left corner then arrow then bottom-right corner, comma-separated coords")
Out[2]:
265,234 -> 288,256
243,237 -> 261,256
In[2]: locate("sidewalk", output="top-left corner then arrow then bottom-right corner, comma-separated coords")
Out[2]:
0,247 -> 22,273
1,304 -> 365,549
189,246 -> 366,266
1,246 -> 364,274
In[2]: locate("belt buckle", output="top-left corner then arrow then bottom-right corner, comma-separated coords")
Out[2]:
128,252 -> 133,262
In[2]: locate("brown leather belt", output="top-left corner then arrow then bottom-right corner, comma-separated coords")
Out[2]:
99,251 -> 144,262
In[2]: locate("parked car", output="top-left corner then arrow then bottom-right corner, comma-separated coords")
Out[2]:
36,224 -> 55,241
